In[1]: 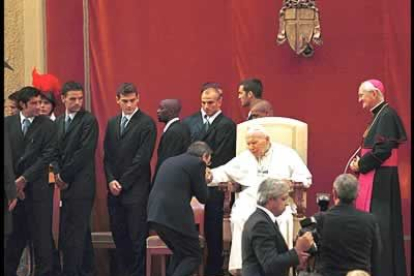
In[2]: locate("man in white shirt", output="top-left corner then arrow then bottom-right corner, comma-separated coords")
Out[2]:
209,125 -> 312,275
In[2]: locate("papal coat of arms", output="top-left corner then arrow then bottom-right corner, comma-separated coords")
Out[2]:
276,0 -> 322,57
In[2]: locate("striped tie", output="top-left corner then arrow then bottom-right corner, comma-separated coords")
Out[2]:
22,118 -> 31,136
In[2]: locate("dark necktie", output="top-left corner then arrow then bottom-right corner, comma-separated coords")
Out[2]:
204,115 -> 210,132
22,118 -> 31,136
65,117 -> 72,133
120,116 -> 128,135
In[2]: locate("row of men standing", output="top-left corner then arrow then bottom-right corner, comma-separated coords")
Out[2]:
4,77 -> 266,276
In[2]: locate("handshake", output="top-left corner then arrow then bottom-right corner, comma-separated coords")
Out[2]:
204,168 -> 242,192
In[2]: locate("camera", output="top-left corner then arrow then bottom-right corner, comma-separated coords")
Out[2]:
297,216 -> 319,255
316,193 -> 330,212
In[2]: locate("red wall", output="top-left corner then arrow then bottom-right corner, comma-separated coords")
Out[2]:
46,0 -> 410,274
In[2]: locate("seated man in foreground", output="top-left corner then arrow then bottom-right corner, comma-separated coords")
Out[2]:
208,124 -> 312,275
242,178 -> 314,276
314,174 -> 381,276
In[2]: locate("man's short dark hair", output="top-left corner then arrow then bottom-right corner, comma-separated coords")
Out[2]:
61,81 -> 84,96
187,141 -> 213,157
333,174 -> 359,204
18,87 -> 41,105
8,90 -> 20,102
239,78 -> 263,99
116,82 -> 138,97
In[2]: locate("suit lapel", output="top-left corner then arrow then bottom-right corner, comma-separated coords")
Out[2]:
193,113 -> 205,139
12,115 -> 25,142
115,115 -> 122,140
58,116 -> 65,139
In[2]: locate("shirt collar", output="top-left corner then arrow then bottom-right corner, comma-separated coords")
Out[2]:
163,117 -> 180,133
20,112 -> 34,124
257,205 -> 277,223
370,100 -> 385,112
201,108 -> 222,124
122,108 -> 139,120
50,113 -> 56,121
65,111 -> 77,121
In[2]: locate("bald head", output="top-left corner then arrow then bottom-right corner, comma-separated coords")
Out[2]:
249,99 -> 274,120
157,99 -> 182,123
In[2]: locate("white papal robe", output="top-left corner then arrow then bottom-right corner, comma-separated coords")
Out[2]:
209,143 -> 312,271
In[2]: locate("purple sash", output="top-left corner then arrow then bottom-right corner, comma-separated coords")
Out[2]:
355,148 -> 398,211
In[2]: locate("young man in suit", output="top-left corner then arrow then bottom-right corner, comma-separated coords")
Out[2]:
154,98 -> 190,180
148,141 -> 212,276
103,82 -> 157,276
183,83 -> 236,276
4,86 -> 57,276
314,174 -> 381,276
53,81 -> 99,276
242,179 -> 314,276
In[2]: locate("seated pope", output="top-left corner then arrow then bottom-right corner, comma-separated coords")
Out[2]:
207,124 -> 312,274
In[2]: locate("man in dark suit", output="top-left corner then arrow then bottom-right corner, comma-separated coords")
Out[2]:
148,141 -> 212,276
4,86 -> 57,276
242,179 -> 314,276
183,82 -> 236,276
314,174 -> 381,276
103,82 -> 157,276
154,98 -> 190,180
52,81 -> 99,276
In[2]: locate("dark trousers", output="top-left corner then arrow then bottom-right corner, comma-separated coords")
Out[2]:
150,222 -> 202,276
108,196 -> 148,276
5,190 -> 54,276
204,187 -> 224,275
59,199 -> 95,276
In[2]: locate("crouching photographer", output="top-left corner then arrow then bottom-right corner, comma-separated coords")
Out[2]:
304,174 -> 382,276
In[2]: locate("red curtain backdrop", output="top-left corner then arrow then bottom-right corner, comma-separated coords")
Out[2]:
46,0 -> 410,274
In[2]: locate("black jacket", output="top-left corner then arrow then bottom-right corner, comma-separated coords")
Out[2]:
154,120 -> 190,180
242,208 -> 299,276
104,110 -> 157,204
183,111 -> 236,168
4,126 -> 17,235
314,203 -> 382,276
52,110 -> 98,200
148,153 -> 208,238
5,114 -> 56,201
